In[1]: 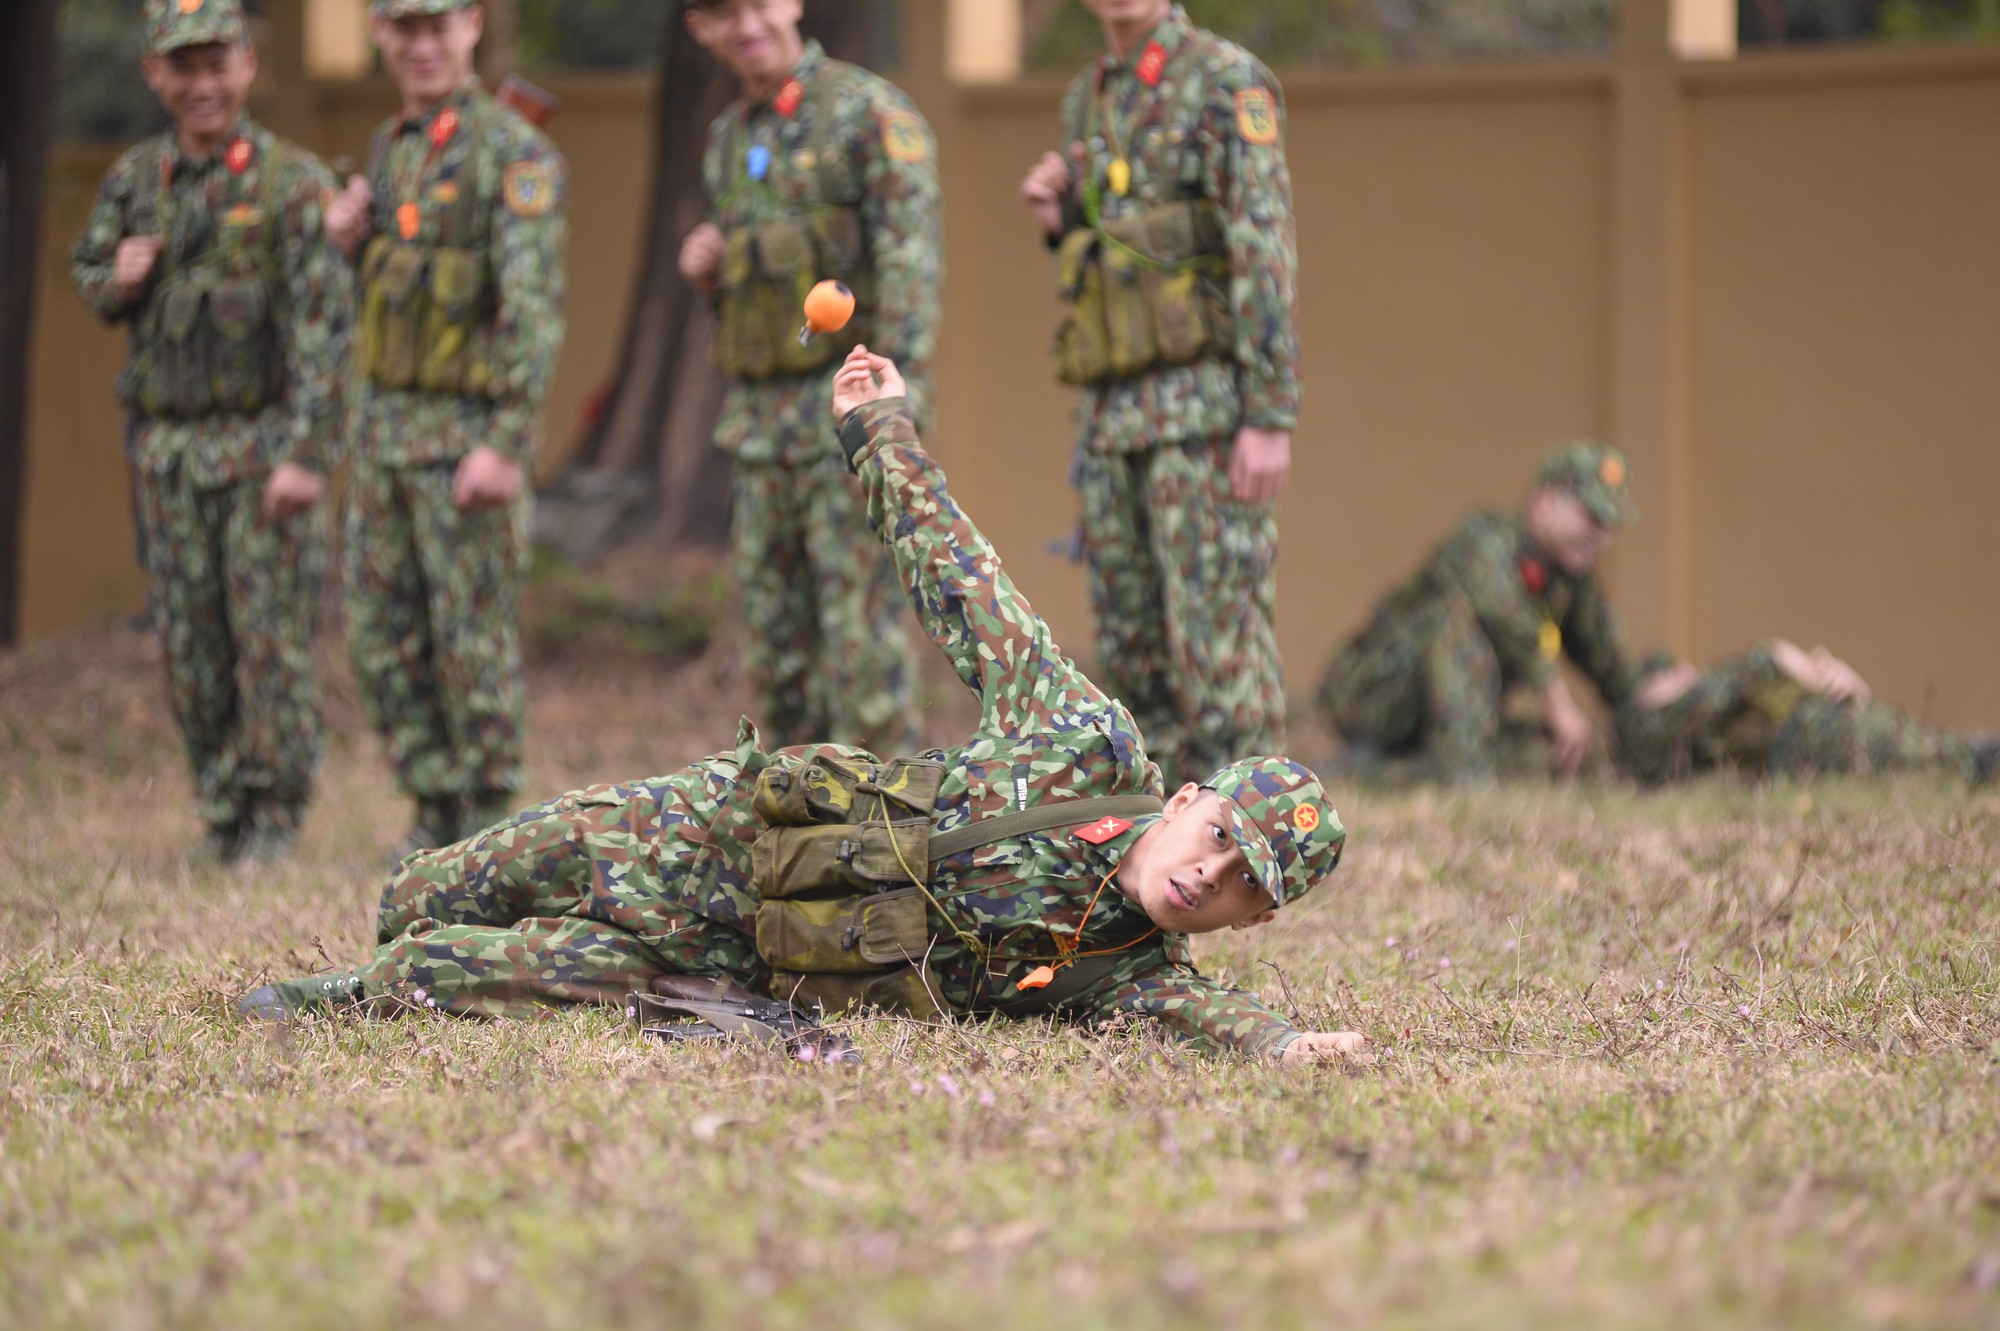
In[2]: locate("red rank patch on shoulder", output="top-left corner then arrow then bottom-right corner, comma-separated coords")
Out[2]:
1074,816 -> 1132,845
224,137 -> 252,175
774,79 -> 804,118
1518,555 -> 1546,594
1135,40 -> 1167,88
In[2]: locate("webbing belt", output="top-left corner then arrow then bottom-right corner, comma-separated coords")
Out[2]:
925,794 -> 1162,862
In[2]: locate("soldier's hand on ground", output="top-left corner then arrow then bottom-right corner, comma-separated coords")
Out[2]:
1635,662 -> 1700,711
1544,679 -> 1594,777
1228,426 -> 1292,503
260,463 -> 327,522
113,236 -> 164,302
1020,150 -> 1072,236
831,345 -> 906,419
324,175 -> 373,259
678,222 -> 726,295
450,445 -> 523,510
1281,1031 -> 1373,1065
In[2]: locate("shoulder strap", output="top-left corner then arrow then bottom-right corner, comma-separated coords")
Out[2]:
927,794 -> 1162,862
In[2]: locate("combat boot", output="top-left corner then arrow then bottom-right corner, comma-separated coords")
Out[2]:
236,971 -> 367,1020
458,791 -> 519,841
1973,739 -> 2000,787
386,796 -> 462,866
189,823 -> 243,865
235,804 -> 303,867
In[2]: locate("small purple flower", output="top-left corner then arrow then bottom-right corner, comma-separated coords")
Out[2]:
1738,1005 -> 1751,1017
977,1089 -> 996,1108
937,1073 -> 961,1099
1439,956 -> 1452,969
797,1044 -> 817,1063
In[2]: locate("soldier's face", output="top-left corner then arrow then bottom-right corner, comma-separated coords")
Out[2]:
142,42 -> 257,143
685,0 -> 805,88
1120,786 -> 1277,935
372,7 -> 485,103
1528,487 -> 1616,575
1080,0 -> 1174,29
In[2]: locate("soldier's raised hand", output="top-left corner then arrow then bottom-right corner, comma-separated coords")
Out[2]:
113,236 -> 163,303
324,175 -> 373,259
831,345 -> 906,420
678,222 -> 725,296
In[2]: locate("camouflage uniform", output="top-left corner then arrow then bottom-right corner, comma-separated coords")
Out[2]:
1318,508 -> 1641,782
284,399 -> 1345,1056
1617,646 -> 1987,785
342,61 -> 567,840
68,0 -> 348,846
1051,6 -> 1300,788
701,40 -> 941,755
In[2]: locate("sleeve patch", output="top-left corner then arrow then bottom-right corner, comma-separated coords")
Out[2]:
1234,88 -> 1279,146
502,161 -> 556,217
879,109 -> 928,164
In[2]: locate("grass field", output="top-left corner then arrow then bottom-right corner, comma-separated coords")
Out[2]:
4,625 -> 1998,1330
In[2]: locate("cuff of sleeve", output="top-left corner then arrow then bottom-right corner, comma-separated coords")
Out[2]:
484,401 -> 535,464
837,397 -> 913,471
1265,1029 -> 1301,1058
1235,373 -> 1299,432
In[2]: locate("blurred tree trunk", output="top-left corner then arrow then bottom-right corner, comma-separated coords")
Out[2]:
534,0 -> 882,564
0,0 -> 62,645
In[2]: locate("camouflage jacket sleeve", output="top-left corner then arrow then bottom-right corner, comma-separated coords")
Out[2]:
1444,517 -> 1555,688
69,145 -> 149,323
1196,57 -> 1301,432
1081,937 -> 1299,1057
1562,575 -> 1641,705
1618,646 -> 1780,782
839,398 -> 1108,732
481,121 -> 568,462
268,149 -> 352,473
852,86 -> 941,371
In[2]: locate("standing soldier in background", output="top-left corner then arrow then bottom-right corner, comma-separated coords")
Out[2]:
323,0 -> 567,855
676,0 -> 941,756
1020,0 -> 1300,790
69,0 -> 349,865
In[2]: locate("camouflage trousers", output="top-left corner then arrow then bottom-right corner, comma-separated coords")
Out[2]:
136,462 -> 326,830
731,452 -> 915,755
1077,437 -> 1285,789
343,460 -> 527,807
1317,593 -> 1521,782
358,764 -> 767,1018
1769,698 -> 1976,779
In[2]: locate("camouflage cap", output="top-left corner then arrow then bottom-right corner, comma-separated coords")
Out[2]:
1535,440 -> 1636,528
145,0 -> 248,55
372,0 -> 477,17
1201,757 -> 1345,908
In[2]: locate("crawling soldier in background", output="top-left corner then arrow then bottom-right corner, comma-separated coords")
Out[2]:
1617,639 -> 2000,786
241,348 -> 1365,1064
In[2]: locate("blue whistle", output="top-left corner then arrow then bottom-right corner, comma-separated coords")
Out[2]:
746,144 -> 771,181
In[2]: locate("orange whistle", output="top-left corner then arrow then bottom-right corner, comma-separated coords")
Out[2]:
799,279 -> 855,345
1018,965 -> 1057,991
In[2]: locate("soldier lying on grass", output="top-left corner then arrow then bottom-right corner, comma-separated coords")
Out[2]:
240,348 -> 1367,1062
1617,638 -> 2000,786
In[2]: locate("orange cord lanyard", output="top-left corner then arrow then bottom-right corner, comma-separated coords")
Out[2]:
1015,865 -> 1159,991
392,105 -> 459,241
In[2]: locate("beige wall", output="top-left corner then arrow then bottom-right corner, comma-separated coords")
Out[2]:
21,8 -> 2000,728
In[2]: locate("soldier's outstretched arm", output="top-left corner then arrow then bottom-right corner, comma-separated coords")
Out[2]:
830,347 -> 1106,734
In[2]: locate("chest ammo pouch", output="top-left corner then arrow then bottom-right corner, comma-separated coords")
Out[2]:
1054,199 -> 1229,386
119,141 -> 287,419
356,99 -> 501,395
713,75 -> 869,381
751,751 -> 1164,1021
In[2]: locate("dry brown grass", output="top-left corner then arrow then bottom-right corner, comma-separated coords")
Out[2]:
4,623 -> 1999,1330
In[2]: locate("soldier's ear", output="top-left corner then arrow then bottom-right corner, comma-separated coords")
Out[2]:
1159,782 -> 1203,818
